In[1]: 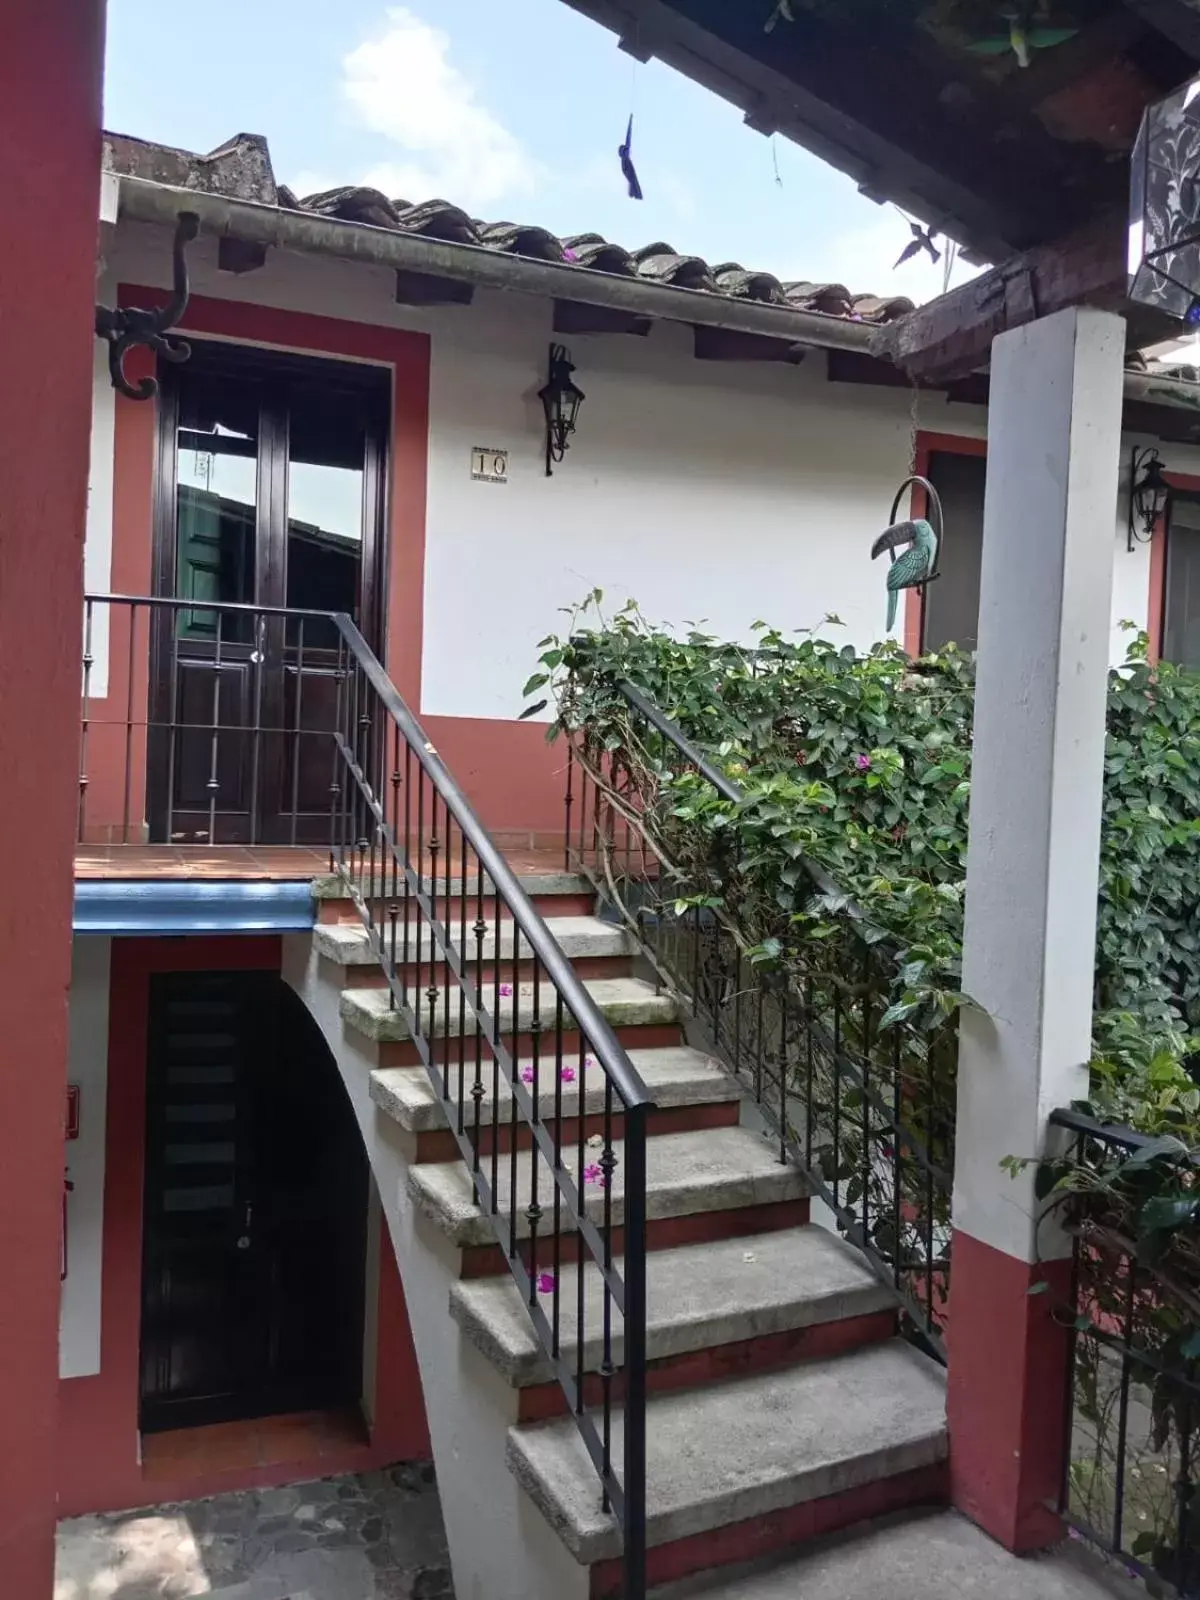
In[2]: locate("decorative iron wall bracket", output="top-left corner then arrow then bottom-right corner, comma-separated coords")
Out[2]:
95,211 -> 200,400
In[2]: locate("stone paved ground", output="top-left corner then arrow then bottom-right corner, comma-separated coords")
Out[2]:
54,1463 -> 454,1600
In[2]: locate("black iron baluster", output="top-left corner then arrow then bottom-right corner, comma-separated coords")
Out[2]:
576,1024 -> 588,1420
490,865 -> 501,1216
164,604 -> 181,848
754,986 -> 765,1109
892,1025 -> 903,1300
247,611 -> 265,846
508,927 -> 521,1262
471,858 -> 487,1197
564,741 -> 575,871
831,987 -> 842,1220
443,800 -> 453,1102
205,606 -> 222,848
551,996 -> 566,1360
79,599 -> 94,842
805,975 -> 816,1171
415,761 -> 426,1029
1178,1365 -> 1196,1592
1111,1250 -> 1139,1555
457,825 -> 468,1135
124,601 -> 140,844
861,958 -> 872,1253
328,631 -> 346,873
402,740 -> 413,1009
387,722 -> 401,1003
427,802 -> 441,1096
526,961 -> 543,1306
924,1056 -> 936,1328
778,987 -> 788,1165
289,615 -> 305,846
623,1098 -> 649,1600
599,1072 -> 616,1513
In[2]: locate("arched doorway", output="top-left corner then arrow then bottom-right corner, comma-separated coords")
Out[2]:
138,969 -> 368,1431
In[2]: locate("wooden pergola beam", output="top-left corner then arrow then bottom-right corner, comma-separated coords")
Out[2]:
872,212 -> 1128,383
1122,0 -> 1200,57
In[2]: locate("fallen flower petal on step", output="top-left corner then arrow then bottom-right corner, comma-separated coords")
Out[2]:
498,983 -> 513,997
536,1272 -> 557,1294
521,1066 -> 535,1084
560,1066 -> 576,1083
583,1163 -> 606,1186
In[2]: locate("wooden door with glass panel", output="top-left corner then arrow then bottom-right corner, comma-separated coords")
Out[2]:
149,343 -> 388,845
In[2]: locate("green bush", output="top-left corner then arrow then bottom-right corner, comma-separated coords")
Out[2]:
530,595 -> 1200,1149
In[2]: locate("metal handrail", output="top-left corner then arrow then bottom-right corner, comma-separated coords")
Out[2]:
330,617 -> 651,1595
343,625 -> 652,1112
563,670 -> 957,1358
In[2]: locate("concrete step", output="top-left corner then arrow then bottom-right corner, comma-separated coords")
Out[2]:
506,1340 -> 947,1568
314,914 -> 632,968
408,1124 -> 809,1249
312,868 -> 590,902
340,975 -> 677,1044
370,1046 -> 737,1134
648,1509 -> 1143,1599
450,1227 -> 896,1388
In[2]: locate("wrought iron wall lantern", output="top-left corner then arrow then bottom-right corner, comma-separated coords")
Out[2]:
1129,75 -> 1200,323
538,343 -> 585,476
1127,445 -> 1172,550
95,211 -> 200,400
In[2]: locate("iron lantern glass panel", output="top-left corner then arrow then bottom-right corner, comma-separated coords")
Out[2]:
1129,77 -> 1200,318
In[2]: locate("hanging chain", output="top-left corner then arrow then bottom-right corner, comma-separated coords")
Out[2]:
907,380 -> 922,478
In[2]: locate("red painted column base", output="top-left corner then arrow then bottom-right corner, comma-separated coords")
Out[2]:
947,1229 -> 1073,1552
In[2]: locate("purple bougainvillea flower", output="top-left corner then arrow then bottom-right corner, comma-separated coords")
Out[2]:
521,1066 -> 535,1084
583,1163 -> 607,1187
854,753 -> 872,771
499,983 -> 513,998
560,1065 -> 577,1084
536,1272 -> 557,1294
584,1055 -> 595,1068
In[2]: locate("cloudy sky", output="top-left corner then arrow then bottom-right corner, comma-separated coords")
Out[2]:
103,0 -> 976,303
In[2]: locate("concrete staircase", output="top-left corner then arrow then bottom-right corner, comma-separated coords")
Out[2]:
285,865 -> 948,1600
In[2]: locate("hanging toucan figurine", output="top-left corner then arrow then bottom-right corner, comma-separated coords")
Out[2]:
871,517 -> 939,631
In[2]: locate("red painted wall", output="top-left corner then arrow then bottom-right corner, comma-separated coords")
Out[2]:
57,936 -> 430,1517
0,3 -> 105,1590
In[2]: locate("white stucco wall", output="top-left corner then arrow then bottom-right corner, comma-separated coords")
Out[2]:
61,936 -> 111,1380
93,216 -> 1193,725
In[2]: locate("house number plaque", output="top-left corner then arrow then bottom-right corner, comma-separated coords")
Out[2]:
471,446 -> 508,483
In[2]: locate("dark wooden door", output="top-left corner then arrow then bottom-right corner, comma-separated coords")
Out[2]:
139,970 -> 368,1433
149,344 -> 388,846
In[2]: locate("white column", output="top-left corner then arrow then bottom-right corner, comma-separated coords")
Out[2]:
948,306 -> 1126,1551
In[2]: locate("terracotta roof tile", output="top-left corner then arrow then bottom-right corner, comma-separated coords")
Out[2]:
103,133 -> 914,327
279,186 -> 911,323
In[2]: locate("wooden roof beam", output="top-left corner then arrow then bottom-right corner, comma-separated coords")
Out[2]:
1122,0 -> 1200,57
872,212 -> 1127,383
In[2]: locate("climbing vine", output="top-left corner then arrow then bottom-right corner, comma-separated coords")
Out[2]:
529,592 -> 1200,1572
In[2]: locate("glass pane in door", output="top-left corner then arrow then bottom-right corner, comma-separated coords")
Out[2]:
285,381 -> 367,648
175,375 -> 258,644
